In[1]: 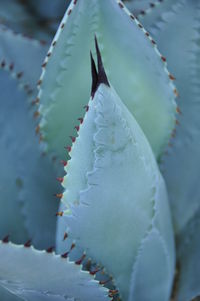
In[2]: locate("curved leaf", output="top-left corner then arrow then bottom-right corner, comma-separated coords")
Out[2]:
0,67 -> 61,248
38,0 -> 176,160
129,229 -> 172,301
140,0 -> 200,233
57,62 -> 175,299
0,24 -> 47,89
0,241 -> 110,301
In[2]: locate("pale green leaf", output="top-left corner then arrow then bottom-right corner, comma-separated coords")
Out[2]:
38,0 -> 176,160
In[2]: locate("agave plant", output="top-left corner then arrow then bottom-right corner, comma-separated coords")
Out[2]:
0,0 -> 199,300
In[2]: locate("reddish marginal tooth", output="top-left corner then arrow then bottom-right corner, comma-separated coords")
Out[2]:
61,160 -> 68,167
61,23 -> 65,29
73,0 -> 77,4
56,177 -> 64,183
61,251 -> 69,258
46,246 -> 54,253
78,117 -> 83,124
70,243 -> 76,250
109,290 -> 118,295
63,232 -> 68,241
169,74 -> 175,80
90,268 -> 102,275
2,235 -> 9,243
75,253 -> 86,265
37,79 -> 42,86
47,52 -> 51,57
84,105 -> 89,112
118,2 -> 124,9
68,9 -> 72,15
39,134 -> 44,143
100,277 -> 112,285
56,211 -> 64,217
34,111 -> 40,119
24,240 -> 32,248
161,56 -> 166,62
54,193 -> 63,199
35,125 -> 40,134
174,89 -> 179,97
32,98 -> 40,106
65,146 -> 71,152
74,125 -> 80,131
42,62 -> 47,68
52,41 -> 56,46
70,136 -> 76,143
176,107 -> 182,114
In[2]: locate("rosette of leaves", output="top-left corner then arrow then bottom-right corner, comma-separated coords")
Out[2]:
1,0 -> 200,300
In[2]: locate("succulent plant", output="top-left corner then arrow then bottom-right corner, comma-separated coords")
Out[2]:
0,0 -> 200,300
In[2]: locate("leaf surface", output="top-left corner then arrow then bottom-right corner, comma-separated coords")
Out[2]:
38,0 -> 176,160
57,69 -> 175,299
0,241 -> 109,301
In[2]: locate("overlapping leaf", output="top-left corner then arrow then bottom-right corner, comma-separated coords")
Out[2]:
0,65 -> 61,248
38,0 -> 176,160
139,1 -> 200,299
0,241 -> 109,301
140,0 -> 200,236
0,25 -> 47,89
57,56 -> 175,300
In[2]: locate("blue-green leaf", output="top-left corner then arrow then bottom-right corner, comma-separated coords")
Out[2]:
57,71 -> 175,300
141,0 -> 200,234
38,0 -> 176,160
0,241 -> 110,301
0,66 -> 61,248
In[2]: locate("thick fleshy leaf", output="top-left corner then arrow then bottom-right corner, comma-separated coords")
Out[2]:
38,0 -> 176,160
129,229 -> 171,301
57,70 -> 175,300
0,69 -> 29,243
140,1 -> 200,300
0,67 -> 61,248
0,24 -> 47,89
0,241 -> 109,301
140,0 -> 200,233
